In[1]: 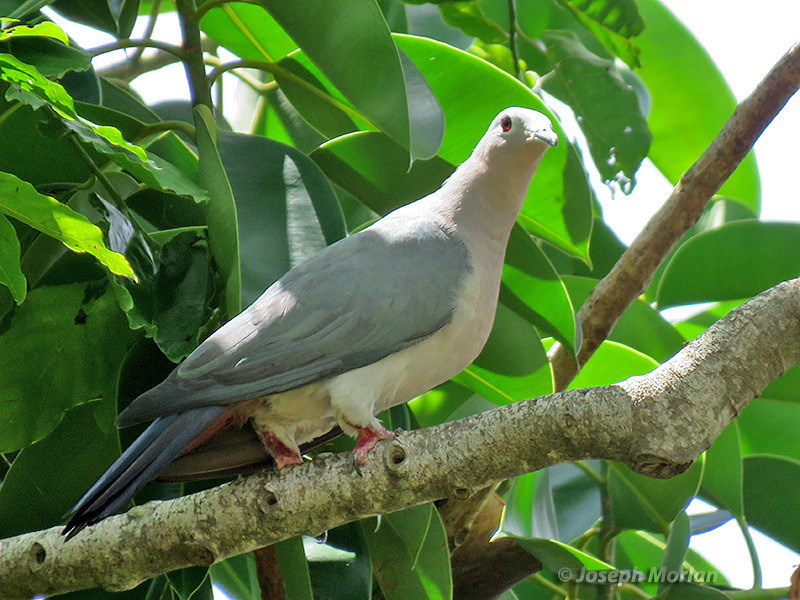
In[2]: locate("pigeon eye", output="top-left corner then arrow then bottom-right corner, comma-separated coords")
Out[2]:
500,115 -> 513,132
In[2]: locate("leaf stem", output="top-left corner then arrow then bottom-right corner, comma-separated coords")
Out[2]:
728,587 -> 791,600
66,132 -> 126,210
207,59 -> 369,125
737,517 -> 763,589
190,0 -> 262,26
89,39 -> 184,60
176,0 -> 214,109
532,573 -> 568,597
507,0 -> 523,81
130,0 -> 164,66
135,120 -> 197,142
573,461 -> 605,486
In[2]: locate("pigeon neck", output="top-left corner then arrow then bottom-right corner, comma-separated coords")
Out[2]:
439,150 -> 543,242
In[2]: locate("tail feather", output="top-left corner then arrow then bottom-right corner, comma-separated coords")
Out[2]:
63,406 -> 224,540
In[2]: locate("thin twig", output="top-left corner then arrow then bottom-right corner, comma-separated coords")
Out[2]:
130,0 -> 164,66
89,39 -> 185,60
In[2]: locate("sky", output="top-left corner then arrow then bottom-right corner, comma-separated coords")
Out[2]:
47,1 -> 800,595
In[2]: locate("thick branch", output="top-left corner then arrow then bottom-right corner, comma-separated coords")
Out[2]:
549,41 -> 800,390
1,278 -> 799,599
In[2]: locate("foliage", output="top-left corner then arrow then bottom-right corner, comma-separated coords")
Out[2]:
0,1 -> 792,599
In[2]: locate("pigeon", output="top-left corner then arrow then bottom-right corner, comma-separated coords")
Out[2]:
62,107 -> 557,539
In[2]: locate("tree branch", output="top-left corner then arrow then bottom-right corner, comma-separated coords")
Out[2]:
548,41 -> 800,390
1,278 -> 799,599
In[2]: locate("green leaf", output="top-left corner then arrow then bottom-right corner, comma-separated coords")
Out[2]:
742,455 -> 800,552
761,363 -> 800,404
607,459 -> 703,535
0,20 -> 69,44
672,300 -> 744,342
562,276 -> 684,363
50,0 -> 139,38
0,211 -> 25,303
0,400 -> 119,538
218,130 -> 345,307
194,105 -> 241,317
210,553 -> 260,600
657,221 -> 800,308
542,30 -> 651,188
514,536 -> 613,574
165,566 -> 212,600
502,225 -> 578,353
561,0 -> 644,37
566,340 -> 657,389
439,2 -> 507,45
0,171 -> 135,279
552,0 -> 641,68
700,421 -> 743,518
201,2 -> 298,61
275,537 -> 314,600
361,503 -> 451,600
635,0 -> 759,211
395,33 -> 593,260
260,0 -> 444,162
659,510 -> 690,594
307,523 -> 372,600
8,36 -> 92,78
0,284 -> 139,452
311,130 -> 454,214
738,398 -> 800,463
454,303 -> 551,405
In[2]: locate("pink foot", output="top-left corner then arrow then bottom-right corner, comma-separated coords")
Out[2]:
353,424 -> 394,465
261,430 -> 303,469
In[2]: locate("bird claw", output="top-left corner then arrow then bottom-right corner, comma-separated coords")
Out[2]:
351,424 -> 394,475
352,452 -> 363,477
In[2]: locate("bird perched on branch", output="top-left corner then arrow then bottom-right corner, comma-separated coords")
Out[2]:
63,107 -> 557,539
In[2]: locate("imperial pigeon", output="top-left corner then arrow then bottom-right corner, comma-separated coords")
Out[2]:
63,107 -> 557,538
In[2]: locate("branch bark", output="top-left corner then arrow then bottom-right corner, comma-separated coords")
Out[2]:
1,278 -> 798,599
548,41 -> 800,390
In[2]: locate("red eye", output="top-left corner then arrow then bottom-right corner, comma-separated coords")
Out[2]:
500,115 -> 512,132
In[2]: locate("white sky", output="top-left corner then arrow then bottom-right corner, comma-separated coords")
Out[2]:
50,1 -> 800,595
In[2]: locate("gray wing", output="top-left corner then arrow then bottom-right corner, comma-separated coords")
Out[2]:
118,217 -> 471,426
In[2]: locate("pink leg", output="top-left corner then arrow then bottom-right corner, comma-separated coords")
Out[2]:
260,430 -> 304,469
352,423 -> 394,464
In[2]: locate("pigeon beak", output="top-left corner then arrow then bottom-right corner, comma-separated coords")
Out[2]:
530,129 -> 558,148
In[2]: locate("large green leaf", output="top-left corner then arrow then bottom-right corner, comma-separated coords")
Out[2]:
607,459 -> 704,535
195,105 -> 241,317
0,400 -> 119,539
395,34 -> 593,260
0,171 -> 135,279
657,221 -> 800,308
635,0 -> 759,211
307,523 -> 372,600
201,2 -> 297,61
259,0 -> 443,162
502,226 -> 578,353
567,340 -> 657,389
210,553 -> 260,600
218,130 -> 345,307
275,537 -> 314,600
542,30 -> 651,188
0,21 -> 69,44
7,36 -> 91,78
514,536 -> 613,576
699,422 -> 743,518
360,503 -> 451,600
0,284 -> 139,452
454,303 -> 552,405
742,455 -> 800,552
760,364 -> 800,404
552,0 -> 642,68
658,510 -> 690,594
737,398 -> 800,463
0,211 -> 25,303
50,0 -> 139,38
